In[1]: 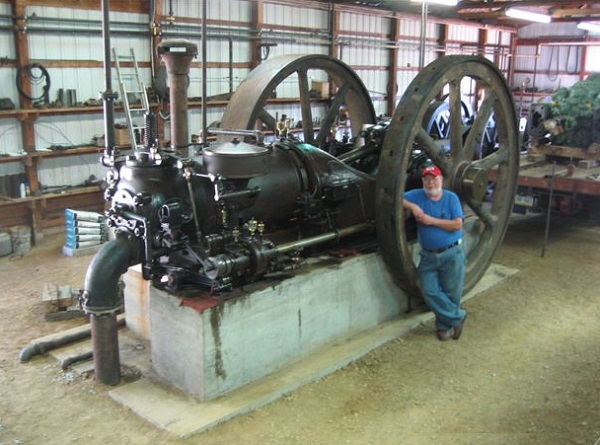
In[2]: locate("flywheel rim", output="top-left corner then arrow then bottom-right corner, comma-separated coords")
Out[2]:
376,55 -> 519,298
218,54 -> 376,147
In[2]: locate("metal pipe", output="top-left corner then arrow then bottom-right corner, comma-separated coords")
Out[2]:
19,314 -> 126,362
149,0 -> 156,78
541,161 -> 556,258
157,40 -> 198,153
19,326 -> 91,362
276,222 -> 373,254
201,0 -> 208,148
207,222 -> 374,279
91,313 -> 120,385
207,127 -> 263,142
83,236 -> 142,313
217,187 -> 261,200
337,143 -> 379,164
100,0 -> 117,164
83,235 -> 141,385
419,1 -> 427,70
228,36 -> 234,94
0,11 -> 416,51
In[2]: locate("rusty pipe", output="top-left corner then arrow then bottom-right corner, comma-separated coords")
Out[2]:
82,234 -> 141,385
157,39 -> 198,153
18,315 -> 125,364
90,313 -> 120,385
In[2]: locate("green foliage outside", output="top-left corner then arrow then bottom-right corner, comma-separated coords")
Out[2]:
548,74 -> 600,147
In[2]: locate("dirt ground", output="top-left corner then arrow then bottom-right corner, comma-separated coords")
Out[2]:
0,213 -> 599,445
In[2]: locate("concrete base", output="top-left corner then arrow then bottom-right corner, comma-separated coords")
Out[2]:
111,262 -> 517,438
138,253 -> 409,401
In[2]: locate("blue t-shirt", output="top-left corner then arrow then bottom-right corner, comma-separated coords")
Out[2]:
404,188 -> 464,251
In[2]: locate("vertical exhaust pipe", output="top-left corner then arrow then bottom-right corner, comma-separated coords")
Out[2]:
157,40 -> 198,154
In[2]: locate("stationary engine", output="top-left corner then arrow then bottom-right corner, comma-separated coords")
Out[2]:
104,125 -> 380,294
83,39 -> 520,385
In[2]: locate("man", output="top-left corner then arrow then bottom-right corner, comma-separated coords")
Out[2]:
403,165 -> 467,341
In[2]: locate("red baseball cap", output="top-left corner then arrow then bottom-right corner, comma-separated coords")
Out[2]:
422,165 -> 442,178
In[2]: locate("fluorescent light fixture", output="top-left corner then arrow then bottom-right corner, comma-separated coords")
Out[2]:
410,0 -> 458,6
505,7 -> 551,24
577,22 -> 600,33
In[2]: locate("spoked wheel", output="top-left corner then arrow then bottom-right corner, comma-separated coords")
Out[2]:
218,54 -> 376,148
376,56 -> 519,298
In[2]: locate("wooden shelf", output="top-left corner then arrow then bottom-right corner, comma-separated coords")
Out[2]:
0,185 -> 101,203
0,145 -> 132,164
0,186 -> 105,232
0,96 -> 333,123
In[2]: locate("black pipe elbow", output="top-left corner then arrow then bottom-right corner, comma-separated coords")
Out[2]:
83,234 -> 142,314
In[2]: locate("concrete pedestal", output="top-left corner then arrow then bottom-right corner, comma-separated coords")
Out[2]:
124,252 -> 408,401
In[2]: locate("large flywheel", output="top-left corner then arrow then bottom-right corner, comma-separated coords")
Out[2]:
218,54 -> 376,147
376,55 -> 519,298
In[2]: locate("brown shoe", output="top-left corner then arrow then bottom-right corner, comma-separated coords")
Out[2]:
453,313 -> 468,340
436,329 -> 453,341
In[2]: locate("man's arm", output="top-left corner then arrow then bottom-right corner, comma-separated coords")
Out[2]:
404,193 -> 463,232
416,214 -> 463,231
403,199 -> 424,220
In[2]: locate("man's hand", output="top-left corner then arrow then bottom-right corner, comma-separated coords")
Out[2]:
403,200 -> 424,220
415,213 -> 434,225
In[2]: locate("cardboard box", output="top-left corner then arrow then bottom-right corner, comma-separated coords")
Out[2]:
311,80 -> 330,99
114,127 -> 130,146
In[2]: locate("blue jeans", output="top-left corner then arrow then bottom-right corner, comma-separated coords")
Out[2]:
418,244 -> 466,331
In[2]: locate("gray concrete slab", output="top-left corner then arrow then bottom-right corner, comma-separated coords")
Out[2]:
147,252 -> 409,401
109,263 -> 517,439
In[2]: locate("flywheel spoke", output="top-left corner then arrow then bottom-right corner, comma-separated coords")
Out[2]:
258,108 -> 277,134
465,197 -> 498,228
462,91 -> 495,163
315,83 -> 350,147
297,69 -> 314,144
416,128 -> 452,174
449,79 -> 464,160
473,147 -> 508,171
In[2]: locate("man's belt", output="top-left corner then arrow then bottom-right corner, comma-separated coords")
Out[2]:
424,239 -> 460,254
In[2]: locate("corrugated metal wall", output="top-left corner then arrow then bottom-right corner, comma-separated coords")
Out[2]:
338,11 -> 391,116
513,23 -> 588,93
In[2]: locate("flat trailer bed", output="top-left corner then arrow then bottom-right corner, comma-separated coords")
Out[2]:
517,155 -> 600,196
489,144 -> 600,215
